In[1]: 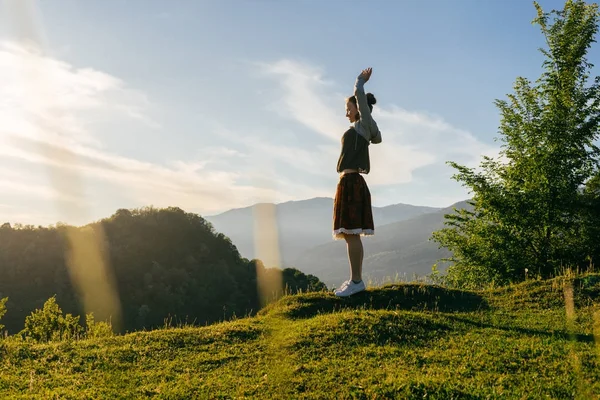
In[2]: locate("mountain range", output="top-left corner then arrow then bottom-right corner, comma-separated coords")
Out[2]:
206,198 -> 470,286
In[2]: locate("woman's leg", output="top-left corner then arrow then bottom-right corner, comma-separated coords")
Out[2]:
344,233 -> 363,282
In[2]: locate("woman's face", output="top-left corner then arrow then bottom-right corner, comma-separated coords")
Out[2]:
346,100 -> 358,123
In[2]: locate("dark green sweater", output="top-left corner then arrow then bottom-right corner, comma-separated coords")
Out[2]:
336,75 -> 383,174
336,127 -> 372,173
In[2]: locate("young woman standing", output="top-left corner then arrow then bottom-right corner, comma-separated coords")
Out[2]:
333,67 -> 382,297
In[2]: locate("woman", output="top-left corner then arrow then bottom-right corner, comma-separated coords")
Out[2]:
333,67 -> 382,297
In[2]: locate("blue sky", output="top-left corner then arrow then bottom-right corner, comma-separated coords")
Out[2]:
0,0 -> 597,226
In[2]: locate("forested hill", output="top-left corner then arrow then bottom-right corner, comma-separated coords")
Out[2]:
0,207 -> 325,334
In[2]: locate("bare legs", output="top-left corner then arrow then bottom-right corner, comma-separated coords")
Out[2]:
343,234 -> 363,282
333,233 -> 366,297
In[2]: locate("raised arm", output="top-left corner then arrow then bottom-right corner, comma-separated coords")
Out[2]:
354,67 -> 382,144
354,69 -> 373,125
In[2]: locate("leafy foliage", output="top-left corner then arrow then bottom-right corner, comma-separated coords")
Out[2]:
0,297 -> 7,333
433,0 -> 600,287
1,275 -> 599,398
22,296 -> 83,342
85,313 -> 114,339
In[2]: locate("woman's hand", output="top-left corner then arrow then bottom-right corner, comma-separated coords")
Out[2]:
359,67 -> 372,82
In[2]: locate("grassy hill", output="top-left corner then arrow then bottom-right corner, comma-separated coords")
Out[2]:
1,274 -> 599,399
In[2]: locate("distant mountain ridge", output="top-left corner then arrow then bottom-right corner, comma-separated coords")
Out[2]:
205,197 -> 442,267
293,200 -> 472,286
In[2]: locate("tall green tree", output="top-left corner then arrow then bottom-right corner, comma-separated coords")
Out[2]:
433,0 -> 600,288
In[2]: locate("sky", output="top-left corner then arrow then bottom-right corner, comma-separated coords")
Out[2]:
0,0 -> 597,226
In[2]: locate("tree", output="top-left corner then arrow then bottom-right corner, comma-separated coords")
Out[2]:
0,297 -> 7,333
580,171 -> 600,265
433,0 -> 600,287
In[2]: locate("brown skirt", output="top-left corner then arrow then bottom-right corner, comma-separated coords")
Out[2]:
332,172 -> 375,240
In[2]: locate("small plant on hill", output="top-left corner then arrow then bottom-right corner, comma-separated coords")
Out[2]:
85,312 -> 114,339
22,296 -> 83,342
0,297 -> 7,333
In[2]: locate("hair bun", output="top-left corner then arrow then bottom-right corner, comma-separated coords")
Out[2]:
366,93 -> 377,106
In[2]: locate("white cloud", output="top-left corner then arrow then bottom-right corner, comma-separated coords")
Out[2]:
0,41 -> 502,226
0,177 -> 80,203
0,40 -> 155,148
0,41 -> 306,224
257,59 -> 345,141
0,210 -> 58,227
259,59 -> 501,188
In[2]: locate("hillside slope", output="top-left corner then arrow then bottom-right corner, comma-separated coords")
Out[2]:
1,275 -> 599,398
0,207 -> 326,334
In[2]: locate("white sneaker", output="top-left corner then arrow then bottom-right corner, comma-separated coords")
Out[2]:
334,280 -> 351,293
334,280 -> 365,297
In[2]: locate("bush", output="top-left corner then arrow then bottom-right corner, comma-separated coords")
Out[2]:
22,296 -> 83,342
0,297 -> 7,333
85,313 -> 114,338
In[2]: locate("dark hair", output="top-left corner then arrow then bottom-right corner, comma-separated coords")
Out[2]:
347,93 -> 377,113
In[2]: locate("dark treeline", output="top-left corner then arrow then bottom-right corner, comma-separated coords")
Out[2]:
0,206 -> 326,334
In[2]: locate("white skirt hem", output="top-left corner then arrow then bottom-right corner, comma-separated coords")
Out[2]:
332,228 -> 374,240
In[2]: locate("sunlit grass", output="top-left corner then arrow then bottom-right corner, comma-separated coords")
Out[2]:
1,274 -> 599,398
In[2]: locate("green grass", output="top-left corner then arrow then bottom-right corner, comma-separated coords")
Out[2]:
1,275 -> 599,399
